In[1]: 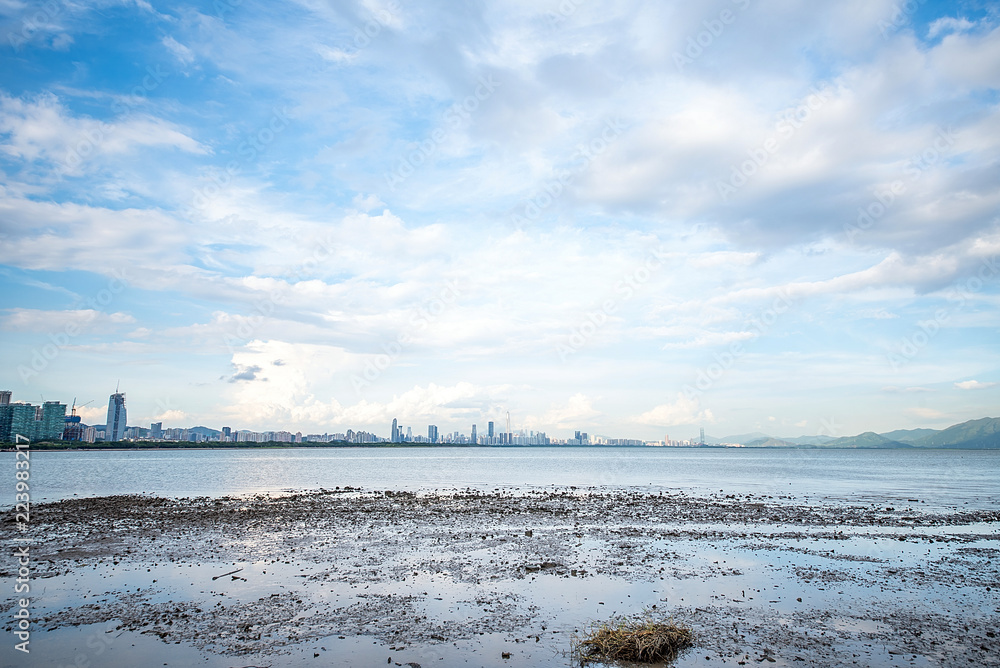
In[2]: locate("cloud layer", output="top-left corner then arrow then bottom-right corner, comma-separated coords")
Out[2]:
1,0 -> 998,438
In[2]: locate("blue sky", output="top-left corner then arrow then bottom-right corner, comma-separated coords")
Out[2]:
1,0 -> 998,440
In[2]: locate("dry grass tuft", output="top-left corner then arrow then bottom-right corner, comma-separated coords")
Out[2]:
573,616 -> 695,664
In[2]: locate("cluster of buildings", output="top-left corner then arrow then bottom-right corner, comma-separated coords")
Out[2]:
0,390 -> 127,444
389,418 -> 552,445
0,391 -> 66,443
1,389 -> 706,447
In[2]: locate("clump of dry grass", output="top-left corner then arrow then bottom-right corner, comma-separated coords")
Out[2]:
573,616 -> 695,664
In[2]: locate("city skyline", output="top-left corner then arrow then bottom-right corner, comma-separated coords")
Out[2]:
2,387 -> 997,448
1,1 -> 999,439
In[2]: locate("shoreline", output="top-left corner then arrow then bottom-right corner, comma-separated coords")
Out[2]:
5,443 -> 1000,452
3,488 -> 997,666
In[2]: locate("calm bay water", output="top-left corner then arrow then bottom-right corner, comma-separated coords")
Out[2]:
7,446 -> 1000,508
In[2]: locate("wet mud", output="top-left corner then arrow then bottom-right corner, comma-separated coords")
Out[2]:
3,488 -> 998,667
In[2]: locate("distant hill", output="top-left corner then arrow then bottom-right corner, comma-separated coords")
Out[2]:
188,426 -> 222,438
713,432 -> 838,446
820,431 -> 910,449
781,434 -> 837,445
712,432 -> 770,445
879,428 -> 939,443
744,437 -> 798,447
911,417 -> 1000,449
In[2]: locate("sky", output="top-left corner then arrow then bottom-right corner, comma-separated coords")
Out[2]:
0,0 -> 998,441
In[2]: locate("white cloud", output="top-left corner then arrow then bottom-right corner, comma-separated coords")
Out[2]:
155,409 -> 187,422
162,36 -> 195,64
0,309 -> 135,332
954,380 -> 997,390
927,17 -> 975,39
633,394 -> 713,427
532,393 -> 601,429
0,93 -> 206,173
906,407 -> 948,419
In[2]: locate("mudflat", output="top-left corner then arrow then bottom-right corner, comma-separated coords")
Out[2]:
4,488 -> 998,667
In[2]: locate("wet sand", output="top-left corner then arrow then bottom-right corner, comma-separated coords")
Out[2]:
3,488 -> 998,667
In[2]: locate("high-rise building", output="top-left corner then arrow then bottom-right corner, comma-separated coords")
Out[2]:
151,422 -> 163,439
488,421 -> 494,439
700,427 -> 705,445
36,401 -> 66,441
428,425 -> 438,443
106,391 -> 127,442
0,401 -> 66,443
406,426 -> 412,441
0,398 -> 65,442
0,390 -> 11,406
471,424 -> 477,444
0,403 -> 33,442
391,418 -> 398,442
63,413 -> 84,441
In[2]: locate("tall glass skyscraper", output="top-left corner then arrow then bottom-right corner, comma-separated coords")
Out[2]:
107,391 -> 127,442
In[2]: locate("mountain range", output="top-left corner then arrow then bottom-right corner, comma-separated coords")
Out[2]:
709,417 -> 1000,449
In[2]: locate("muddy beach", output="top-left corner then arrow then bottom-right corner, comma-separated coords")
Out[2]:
4,488 -> 999,667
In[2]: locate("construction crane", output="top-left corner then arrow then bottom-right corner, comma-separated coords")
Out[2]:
64,398 -> 94,441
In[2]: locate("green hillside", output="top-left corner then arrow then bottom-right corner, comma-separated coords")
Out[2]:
879,428 -> 939,443
744,437 -> 798,447
820,432 -> 910,448
912,417 -> 1000,449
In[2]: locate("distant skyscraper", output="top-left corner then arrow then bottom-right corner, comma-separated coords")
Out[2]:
151,422 -> 163,439
488,421 -> 494,439
37,401 -> 66,441
406,426 -> 412,440
1,403 -> 35,443
0,390 -> 10,406
391,418 -> 398,442
106,391 -> 127,442
428,425 -> 438,443
471,424 -> 477,444
700,427 -> 705,445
